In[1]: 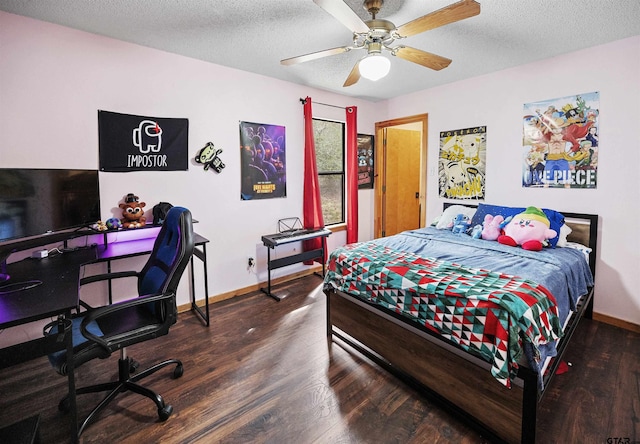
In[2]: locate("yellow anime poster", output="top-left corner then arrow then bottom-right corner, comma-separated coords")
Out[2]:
438,126 -> 486,199
523,92 -> 599,188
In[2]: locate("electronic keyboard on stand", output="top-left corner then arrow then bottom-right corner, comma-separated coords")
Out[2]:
260,218 -> 331,301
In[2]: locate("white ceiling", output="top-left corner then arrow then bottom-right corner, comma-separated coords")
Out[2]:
1,0 -> 639,102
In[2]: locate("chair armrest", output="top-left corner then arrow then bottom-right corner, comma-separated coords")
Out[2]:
80,270 -> 139,286
79,292 -> 175,349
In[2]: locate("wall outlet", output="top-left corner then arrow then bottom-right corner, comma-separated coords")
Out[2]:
247,257 -> 255,268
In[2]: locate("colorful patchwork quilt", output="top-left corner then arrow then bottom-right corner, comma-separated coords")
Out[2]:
324,242 -> 564,387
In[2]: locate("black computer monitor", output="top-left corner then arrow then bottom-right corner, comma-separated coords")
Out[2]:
0,168 -> 101,282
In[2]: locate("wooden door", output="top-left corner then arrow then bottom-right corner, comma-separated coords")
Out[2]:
383,128 -> 421,236
374,114 -> 427,239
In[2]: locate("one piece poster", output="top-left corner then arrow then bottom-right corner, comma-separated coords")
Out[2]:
357,134 -> 374,189
522,92 -> 599,189
239,121 -> 287,200
438,126 -> 486,199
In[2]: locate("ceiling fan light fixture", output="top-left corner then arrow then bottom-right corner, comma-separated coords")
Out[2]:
359,53 -> 390,81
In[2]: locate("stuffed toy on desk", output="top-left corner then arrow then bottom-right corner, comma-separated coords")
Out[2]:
119,193 -> 147,229
497,206 -> 557,251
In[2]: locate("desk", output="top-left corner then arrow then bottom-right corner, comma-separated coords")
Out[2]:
0,248 -> 97,444
92,232 -> 210,326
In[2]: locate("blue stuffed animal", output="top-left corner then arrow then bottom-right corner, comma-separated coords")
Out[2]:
451,214 -> 472,234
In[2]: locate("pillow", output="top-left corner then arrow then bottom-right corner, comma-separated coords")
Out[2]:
470,203 -> 522,227
470,203 -> 565,247
435,205 -> 477,230
565,241 -> 592,263
556,224 -> 572,248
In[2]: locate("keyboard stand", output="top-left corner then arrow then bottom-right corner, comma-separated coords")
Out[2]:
260,229 -> 330,301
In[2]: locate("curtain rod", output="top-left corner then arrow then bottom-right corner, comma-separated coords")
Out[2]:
299,98 -> 345,110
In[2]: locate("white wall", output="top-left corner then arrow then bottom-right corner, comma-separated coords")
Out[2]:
385,36 -> 640,325
0,11 -> 378,318
1,11 -> 638,327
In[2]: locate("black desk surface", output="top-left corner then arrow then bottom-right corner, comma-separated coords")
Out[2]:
0,248 -> 97,329
0,232 -> 209,329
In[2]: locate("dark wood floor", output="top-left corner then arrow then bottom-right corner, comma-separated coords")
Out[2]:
0,275 -> 638,443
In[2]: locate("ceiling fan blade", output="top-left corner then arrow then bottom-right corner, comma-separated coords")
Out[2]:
343,61 -> 361,87
395,0 -> 480,38
281,46 -> 351,65
313,0 -> 370,34
393,46 -> 452,71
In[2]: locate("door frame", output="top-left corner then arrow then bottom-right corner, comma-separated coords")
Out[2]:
374,113 -> 428,238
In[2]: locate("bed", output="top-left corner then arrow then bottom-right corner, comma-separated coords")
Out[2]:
323,203 -> 597,444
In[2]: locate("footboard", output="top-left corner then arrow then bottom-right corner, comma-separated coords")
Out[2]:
326,289 -> 539,444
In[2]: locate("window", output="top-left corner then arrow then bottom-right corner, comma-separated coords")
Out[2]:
313,118 -> 345,226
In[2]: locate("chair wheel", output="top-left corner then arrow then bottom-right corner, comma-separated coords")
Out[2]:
58,396 -> 70,413
173,364 -> 184,379
158,405 -> 173,421
129,358 -> 140,373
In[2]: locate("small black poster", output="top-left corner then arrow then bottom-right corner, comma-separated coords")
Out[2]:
357,134 -> 374,189
98,110 -> 189,172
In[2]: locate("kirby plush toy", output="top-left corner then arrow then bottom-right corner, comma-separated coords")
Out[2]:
497,206 -> 557,251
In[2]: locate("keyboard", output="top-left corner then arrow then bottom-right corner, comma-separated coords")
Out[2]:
261,228 -> 331,247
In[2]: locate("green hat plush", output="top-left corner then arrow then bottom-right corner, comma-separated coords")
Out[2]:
516,206 -> 550,227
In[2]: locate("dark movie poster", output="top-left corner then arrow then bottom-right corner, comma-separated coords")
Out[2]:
98,110 -> 189,172
357,134 -> 374,189
239,121 -> 287,200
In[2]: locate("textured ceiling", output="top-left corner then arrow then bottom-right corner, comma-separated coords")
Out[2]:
1,0 -> 639,102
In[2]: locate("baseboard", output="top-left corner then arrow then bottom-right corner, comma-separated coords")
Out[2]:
593,312 -> 640,334
177,265 -> 323,313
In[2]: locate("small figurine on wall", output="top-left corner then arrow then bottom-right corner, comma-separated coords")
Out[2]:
195,142 -> 225,173
119,193 -> 147,229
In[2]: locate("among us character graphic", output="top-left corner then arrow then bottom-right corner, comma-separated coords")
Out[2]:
128,119 -> 168,168
133,120 -> 162,153
195,142 -> 225,173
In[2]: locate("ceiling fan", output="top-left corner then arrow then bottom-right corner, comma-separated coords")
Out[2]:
281,0 -> 480,87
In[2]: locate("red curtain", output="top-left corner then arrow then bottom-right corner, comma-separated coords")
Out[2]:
346,106 -> 358,244
302,97 -> 325,261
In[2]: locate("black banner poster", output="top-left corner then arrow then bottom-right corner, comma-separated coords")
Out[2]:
99,110 -> 189,172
